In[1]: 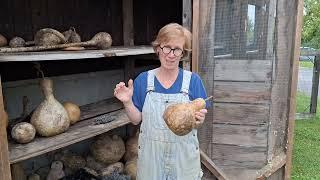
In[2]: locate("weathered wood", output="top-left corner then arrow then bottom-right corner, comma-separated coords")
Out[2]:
11,163 -> 26,180
212,144 -> 266,168
212,124 -> 268,147
0,76 -> 12,180
214,59 -> 272,82
0,46 -> 154,61
214,81 -> 271,104
192,0 -> 200,73
9,109 -> 130,164
182,0 -> 192,70
197,0 -> 215,165
122,0 -> 134,46
219,167 -> 259,180
213,103 -> 269,125
285,0 -> 304,179
310,56 -> 320,113
256,151 -> 286,180
200,149 -> 230,180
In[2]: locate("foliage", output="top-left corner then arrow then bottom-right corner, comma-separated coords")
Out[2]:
292,92 -> 320,179
302,0 -> 320,49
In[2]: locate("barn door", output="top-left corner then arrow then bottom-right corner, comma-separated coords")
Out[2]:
194,0 -> 302,179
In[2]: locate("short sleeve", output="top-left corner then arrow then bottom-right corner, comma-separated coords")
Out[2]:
189,73 -> 211,108
132,72 -> 148,112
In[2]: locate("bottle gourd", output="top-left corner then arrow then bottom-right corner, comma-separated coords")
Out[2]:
31,78 -> 70,137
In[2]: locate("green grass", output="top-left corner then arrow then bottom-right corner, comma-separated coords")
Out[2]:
292,92 -> 320,179
299,61 -> 314,69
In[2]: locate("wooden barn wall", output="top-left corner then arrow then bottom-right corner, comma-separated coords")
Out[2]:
133,0 -> 182,45
0,0 -> 123,45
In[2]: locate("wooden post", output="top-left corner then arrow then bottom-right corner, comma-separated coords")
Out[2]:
192,0 -> 200,73
285,0 -> 304,179
182,0 -> 192,70
0,76 -> 12,180
122,0 -> 134,46
310,55 -> 320,114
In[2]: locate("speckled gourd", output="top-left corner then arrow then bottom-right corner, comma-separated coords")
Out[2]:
31,78 -> 70,137
163,98 -> 206,136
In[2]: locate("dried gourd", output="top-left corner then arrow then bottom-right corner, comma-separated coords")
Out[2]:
63,27 -> 81,43
9,37 -> 26,47
0,34 -> 7,47
90,134 -> 125,165
163,98 -> 206,136
100,162 -> 124,176
61,154 -> 86,172
124,131 -> 139,162
124,158 -> 137,180
11,122 -> 36,143
63,102 -> 81,125
31,78 -> 70,137
34,28 -> 66,46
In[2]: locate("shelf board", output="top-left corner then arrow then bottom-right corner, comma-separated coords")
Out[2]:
0,45 -> 154,62
9,98 -> 130,164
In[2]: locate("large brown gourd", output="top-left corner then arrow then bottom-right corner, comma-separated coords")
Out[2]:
163,98 -> 208,136
124,131 -> 139,162
90,134 -> 125,165
31,78 -> 70,137
0,34 -> 7,47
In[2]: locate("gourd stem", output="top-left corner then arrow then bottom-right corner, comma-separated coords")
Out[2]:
205,96 -> 213,101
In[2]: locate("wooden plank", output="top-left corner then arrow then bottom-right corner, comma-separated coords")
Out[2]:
219,167 -> 259,180
0,46 -> 154,62
256,151 -> 286,180
122,0 -> 134,46
212,124 -> 268,147
214,81 -> 271,103
192,0 -> 200,72
214,59 -> 272,82
310,55 -> 319,113
213,103 -> 269,125
212,144 -> 266,168
285,0 -> 304,179
0,76 -> 11,180
9,109 -> 130,164
182,0 -> 192,70
200,149 -> 230,180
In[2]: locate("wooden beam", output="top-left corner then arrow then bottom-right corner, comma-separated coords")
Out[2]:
310,56 -> 320,114
0,76 -> 12,180
182,0 -> 192,70
256,151 -> 286,180
122,0 -> 134,46
285,0 -> 304,179
191,0 -> 200,72
200,149 -> 230,180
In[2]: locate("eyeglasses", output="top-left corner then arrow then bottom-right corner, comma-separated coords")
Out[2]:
159,46 -> 184,57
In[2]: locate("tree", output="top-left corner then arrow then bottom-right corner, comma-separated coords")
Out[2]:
302,0 -> 320,49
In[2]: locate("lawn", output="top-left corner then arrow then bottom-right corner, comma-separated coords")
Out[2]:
292,92 -> 320,179
299,61 -> 314,69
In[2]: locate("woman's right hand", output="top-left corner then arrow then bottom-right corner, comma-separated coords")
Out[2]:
114,79 -> 134,105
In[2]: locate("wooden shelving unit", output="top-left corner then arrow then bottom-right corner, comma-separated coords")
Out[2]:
0,46 -> 154,62
8,98 -> 130,164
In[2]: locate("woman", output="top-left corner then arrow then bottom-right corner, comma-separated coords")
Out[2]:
114,23 -> 208,180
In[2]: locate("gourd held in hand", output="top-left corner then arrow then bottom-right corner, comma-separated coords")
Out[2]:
31,78 -> 70,137
163,97 -> 212,136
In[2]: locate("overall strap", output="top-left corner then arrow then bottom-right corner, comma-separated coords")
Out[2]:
146,68 -> 158,92
180,70 -> 192,94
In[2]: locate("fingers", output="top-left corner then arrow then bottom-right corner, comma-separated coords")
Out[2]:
128,79 -> 133,89
114,82 -> 126,95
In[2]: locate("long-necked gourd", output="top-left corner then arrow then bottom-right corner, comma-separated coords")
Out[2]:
31,78 -> 70,137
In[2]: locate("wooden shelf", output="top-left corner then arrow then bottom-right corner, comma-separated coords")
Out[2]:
8,98 -> 131,164
0,45 -> 154,62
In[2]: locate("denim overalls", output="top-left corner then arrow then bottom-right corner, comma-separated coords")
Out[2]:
137,68 -> 203,180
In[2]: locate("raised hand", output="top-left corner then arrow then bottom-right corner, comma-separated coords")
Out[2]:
114,79 -> 134,105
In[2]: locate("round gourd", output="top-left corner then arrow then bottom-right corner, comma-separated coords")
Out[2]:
63,102 -> 81,125
31,78 -> 70,137
90,134 -> 125,165
34,28 -> 66,46
0,34 -> 7,47
63,27 -> 81,43
163,98 -> 206,136
100,162 -> 124,176
124,158 -> 137,180
9,37 -> 26,47
11,122 -> 36,143
61,154 -> 86,172
124,132 -> 139,162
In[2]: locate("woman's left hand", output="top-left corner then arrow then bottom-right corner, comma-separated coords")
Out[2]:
194,109 -> 207,128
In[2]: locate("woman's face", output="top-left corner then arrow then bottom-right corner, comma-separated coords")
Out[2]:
157,37 -> 185,71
